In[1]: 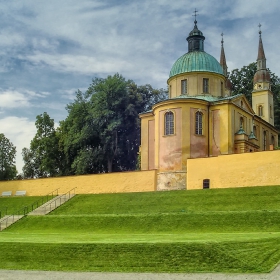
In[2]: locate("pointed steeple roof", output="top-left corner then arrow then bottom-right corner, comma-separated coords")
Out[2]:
253,24 -> 270,84
220,33 -> 228,76
257,25 -> 266,62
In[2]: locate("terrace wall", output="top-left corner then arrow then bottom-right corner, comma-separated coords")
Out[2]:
187,150 -> 280,189
0,170 -> 157,196
1,150 -> 280,196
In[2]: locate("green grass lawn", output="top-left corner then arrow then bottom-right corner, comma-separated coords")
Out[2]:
0,186 -> 279,273
0,196 -> 46,216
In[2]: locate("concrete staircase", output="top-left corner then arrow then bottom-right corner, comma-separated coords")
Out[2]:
0,215 -> 24,231
28,193 -> 76,216
0,190 -> 76,231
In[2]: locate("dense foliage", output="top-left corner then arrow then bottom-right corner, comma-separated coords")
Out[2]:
22,113 -> 60,178
0,133 -> 17,180
22,74 -> 167,178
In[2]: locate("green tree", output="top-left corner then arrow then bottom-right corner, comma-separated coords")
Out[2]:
229,62 -> 257,103
58,90 -> 102,175
0,133 -> 17,180
86,74 -> 136,172
22,112 -> 60,178
59,74 -> 168,174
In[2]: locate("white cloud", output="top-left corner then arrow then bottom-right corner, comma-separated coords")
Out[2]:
0,116 -> 36,173
0,89 -> 51,109
0,90 -> 30,108
21,52 -> 133,75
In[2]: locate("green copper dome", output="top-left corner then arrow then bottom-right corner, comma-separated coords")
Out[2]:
169,51 -> 224,78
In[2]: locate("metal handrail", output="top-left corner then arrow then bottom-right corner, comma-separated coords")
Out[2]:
43,187 -> 77,215
0,188 -> 60,231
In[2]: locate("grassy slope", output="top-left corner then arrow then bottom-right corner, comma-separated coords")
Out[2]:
0,196 -> 44,216
0,186 -> 280,272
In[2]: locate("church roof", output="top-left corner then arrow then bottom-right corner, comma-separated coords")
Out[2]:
169,51 -> 224,78
169,93 -> 243,102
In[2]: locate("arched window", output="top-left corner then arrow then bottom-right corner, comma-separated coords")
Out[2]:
181,79 -> 187,95
263,131 -> 267,151
203,78 -> 209,93
253,125 -> 257,137
241,101 -> 243,108
165,111 -> 174,135
240,117 -> 244,128
221,82 -> 224,96
258,105 -> 263,117
195,111 -> 203,135
270,105 -> 273,118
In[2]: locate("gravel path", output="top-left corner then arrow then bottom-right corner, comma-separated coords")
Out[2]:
0,265 -> 279,280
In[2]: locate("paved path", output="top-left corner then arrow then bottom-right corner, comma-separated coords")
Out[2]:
0,265 -> 279,280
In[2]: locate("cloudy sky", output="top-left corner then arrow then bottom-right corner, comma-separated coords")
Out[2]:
0,0 -> 280,173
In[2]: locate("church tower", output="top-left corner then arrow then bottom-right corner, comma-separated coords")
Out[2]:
252,25 -> 274,125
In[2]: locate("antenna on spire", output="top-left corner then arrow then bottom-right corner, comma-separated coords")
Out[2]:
193,8 -> 199,25
258,23 -> 262,36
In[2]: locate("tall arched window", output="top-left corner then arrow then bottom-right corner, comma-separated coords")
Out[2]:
203,78 -> 209,93
195,111 -> 203,135
263,131 -> 267,151
253,125 -> 257,137
240,117 -> 244,128
258,105 -> 263,116
165,111 -> 174,135
181,79 -> 187,95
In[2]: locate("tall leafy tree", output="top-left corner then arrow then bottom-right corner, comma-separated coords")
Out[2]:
58,90 -> 102,175
57,74 -> 167,175
86,74 -> 137,172
22,112 -> 60,178
0,133 -> 17,180
60,74 -> 168,174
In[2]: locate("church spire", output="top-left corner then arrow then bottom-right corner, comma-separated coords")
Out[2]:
253,24 -> 270,85
220,33 -> 228,77
257,24 -> 266,70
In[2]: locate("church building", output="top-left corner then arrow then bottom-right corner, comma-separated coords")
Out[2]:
139,19 -> 278,190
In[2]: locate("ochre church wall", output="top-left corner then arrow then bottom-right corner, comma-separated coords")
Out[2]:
186,150 -> 280,189
0,170 -> 157,196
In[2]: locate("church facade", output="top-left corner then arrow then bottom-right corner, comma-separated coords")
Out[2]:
139,19 -> 278,190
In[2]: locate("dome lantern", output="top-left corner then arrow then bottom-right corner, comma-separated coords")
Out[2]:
186,10 -> 205,52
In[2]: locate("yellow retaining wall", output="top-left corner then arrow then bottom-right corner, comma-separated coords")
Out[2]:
0,170 -> 157,196
187,150 -> 280,189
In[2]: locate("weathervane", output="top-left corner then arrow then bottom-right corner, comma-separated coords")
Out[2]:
221,32 -> 224,46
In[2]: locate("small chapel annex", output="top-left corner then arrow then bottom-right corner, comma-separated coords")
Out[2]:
139,19 -> 278,190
